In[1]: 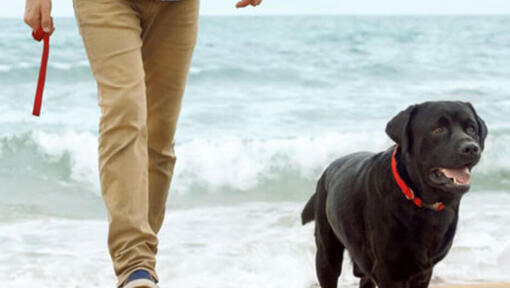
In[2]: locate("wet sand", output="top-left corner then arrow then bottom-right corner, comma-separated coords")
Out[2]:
434,284 -> 510,288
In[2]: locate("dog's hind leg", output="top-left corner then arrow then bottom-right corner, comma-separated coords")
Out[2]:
314,181 -> 344,288
315,224 -> 344,288
353,262 -> 375,288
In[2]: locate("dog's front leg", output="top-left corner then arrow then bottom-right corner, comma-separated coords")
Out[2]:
359,277 -> 376,288
408,269 -> 433,288
377,279 -> 409,288
352,261 -> 375,288
373,270 -> 410,288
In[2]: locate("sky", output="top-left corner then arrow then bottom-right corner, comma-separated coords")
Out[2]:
3,0 -> 510,17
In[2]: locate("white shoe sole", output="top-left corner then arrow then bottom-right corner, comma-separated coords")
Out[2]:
122,279 -> 159,288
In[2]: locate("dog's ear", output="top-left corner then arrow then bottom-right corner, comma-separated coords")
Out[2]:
465,102 -> 488,150
385,105 -> 417,154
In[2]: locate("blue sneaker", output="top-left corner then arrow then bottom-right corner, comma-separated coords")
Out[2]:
122,269 -> 158,288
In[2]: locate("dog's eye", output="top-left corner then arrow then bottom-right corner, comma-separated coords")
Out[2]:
432,127 -> 446,135
466,126 -> 476,135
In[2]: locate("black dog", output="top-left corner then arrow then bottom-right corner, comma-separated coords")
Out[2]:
302,101 -> 487,288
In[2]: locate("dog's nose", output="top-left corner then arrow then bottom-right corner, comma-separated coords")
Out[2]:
459,142 -> 480,158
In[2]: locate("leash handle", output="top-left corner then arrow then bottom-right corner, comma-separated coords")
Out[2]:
32,27 -> 50,117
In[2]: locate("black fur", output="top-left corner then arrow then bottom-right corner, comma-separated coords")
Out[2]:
302,101 -> 487,288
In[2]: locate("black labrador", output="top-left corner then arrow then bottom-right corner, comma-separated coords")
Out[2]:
301,101 -> 487,288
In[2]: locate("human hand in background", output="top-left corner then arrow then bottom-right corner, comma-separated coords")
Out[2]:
24,0 -> 55,35
236,0 -> 262,8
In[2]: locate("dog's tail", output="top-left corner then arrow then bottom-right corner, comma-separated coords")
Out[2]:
301,174 -> 325,225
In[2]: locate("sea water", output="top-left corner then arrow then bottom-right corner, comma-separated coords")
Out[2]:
0,16 -> 509,287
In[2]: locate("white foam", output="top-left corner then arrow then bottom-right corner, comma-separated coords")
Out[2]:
189,66 -> 202,75
50,61 -> 90,70
1,197 -> 509,287
0,64 -> 10,72
3,129 -> 508,197
18,62 -> 32,69
434,192 -> 510,283
172,132 -> 390,194
50,62 -> 73,70
476,133 -> 510,173
31,130 -> 100,192
0,61 -> 90,72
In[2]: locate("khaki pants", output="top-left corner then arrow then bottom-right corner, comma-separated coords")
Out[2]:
72,0 -> 199,286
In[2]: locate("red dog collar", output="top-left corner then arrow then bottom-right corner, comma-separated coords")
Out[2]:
391,146 -> 445,211
32,27 -> 50,117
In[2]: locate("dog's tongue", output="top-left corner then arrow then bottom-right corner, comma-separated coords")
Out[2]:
441,167 -> 471,184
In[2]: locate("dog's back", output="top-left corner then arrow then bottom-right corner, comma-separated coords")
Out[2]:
301,151 -> 376,226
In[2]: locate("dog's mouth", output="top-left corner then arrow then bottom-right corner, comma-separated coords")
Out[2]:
428,167 -> 471,193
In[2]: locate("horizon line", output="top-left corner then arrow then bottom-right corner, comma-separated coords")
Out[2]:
2,13 -> 510,19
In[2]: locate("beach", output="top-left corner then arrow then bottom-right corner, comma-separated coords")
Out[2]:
1,16 -> 510,287
435,284 -> 510,288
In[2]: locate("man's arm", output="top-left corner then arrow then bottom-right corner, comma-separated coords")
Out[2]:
235,0 -> 262,8
24,0 -> 55,35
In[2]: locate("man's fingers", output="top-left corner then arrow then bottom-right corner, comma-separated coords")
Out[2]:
24,7 -> 41,31
235,0 -> 251,8
44,17 -> 55,35
236,0 -> 262,8
25,16 -> 41,31
40,0 -> 53,33
41,16 -> 52,33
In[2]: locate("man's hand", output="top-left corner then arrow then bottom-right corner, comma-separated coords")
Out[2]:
24,0 -> 55,35
235,0 -> 262,8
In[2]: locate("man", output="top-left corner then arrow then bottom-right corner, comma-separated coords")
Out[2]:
24,0 -> 262,287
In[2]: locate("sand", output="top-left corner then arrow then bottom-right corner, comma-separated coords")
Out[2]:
434,284 -> 510,288
342,283 -> 510,288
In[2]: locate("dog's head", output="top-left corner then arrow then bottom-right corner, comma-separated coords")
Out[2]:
386,101 -> 487,201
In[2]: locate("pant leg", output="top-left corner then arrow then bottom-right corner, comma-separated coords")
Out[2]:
72,0 -> 159,286
139,0 -> 199,234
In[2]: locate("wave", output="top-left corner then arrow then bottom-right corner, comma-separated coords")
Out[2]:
0,129 -> 508,202
187,65 -> 334,87
0,61 -> 93,83
0,62 -> 332,87
0,61 -> 90,72
0,60 -> 307,83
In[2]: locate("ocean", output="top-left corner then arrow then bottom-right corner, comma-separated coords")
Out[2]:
0,16 -> 509,287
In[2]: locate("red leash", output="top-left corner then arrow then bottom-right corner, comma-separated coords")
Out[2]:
32,27 -> 50,117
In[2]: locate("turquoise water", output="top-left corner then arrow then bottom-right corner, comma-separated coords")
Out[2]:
0,16 -> 509,287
